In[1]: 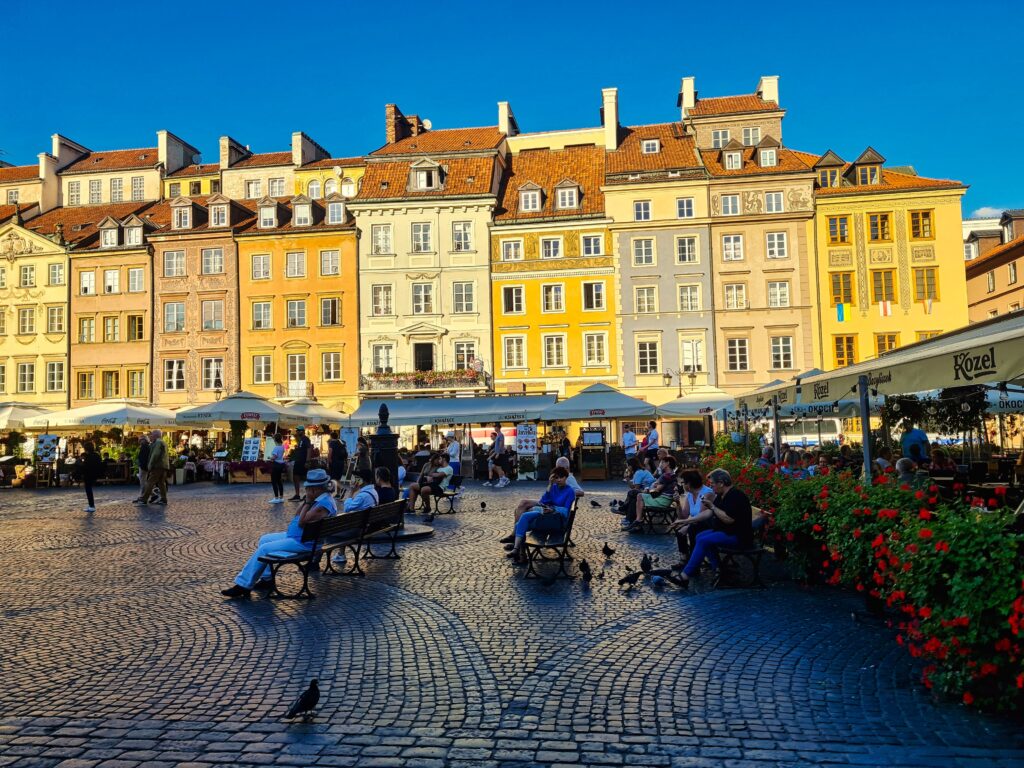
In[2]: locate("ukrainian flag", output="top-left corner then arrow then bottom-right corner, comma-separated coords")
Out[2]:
836,303 -> 845,322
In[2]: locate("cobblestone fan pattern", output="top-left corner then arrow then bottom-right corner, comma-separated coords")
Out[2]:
1,482 -> 1022,768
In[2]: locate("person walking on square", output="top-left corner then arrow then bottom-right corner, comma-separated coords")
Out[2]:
289,426 -> 312,501
484,424 -> 510,488
445,432 -> 462,477
81,441 -> 102,513
137,434 -> 151,500
269,433 -> 287,503
135,430 -> 169,506
327,430 -> 347,497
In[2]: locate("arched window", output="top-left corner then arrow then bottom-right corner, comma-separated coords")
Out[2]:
307,179 -> 321,199
341,177 -> 356,197
324,178 -> 338,196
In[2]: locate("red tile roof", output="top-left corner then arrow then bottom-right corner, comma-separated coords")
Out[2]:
355,157 -> 496,200
229,151 -> 293,169
143,196 -> 257,235
606,123 -> 701,176
166,163 -> 219,178
700,147 -> 816,177
301,156 -> 364,169
496,145 -> 605,221
235,198 -> 355,235
60,148 -> 160,174
371,126 -> 504,156
815,166 -> 963,196
965,234 -> 1024,274
689,94 -> 780,117
23,201 -> 158,249
0,164 -> 39,183
0,204 -> 36,224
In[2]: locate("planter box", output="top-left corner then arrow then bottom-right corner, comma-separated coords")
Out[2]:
228,468 -> 253,484
254,466 -> 273,483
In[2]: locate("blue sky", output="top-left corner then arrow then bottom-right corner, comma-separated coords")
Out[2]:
3,0 -> 1020,215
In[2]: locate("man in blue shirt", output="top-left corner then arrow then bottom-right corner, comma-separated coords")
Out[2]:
900,424 -> 931,461
504,467 -> 575,564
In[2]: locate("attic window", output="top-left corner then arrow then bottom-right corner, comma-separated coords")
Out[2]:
641,139 -> 660,154
819,169 -> 840,188
858,166 -> 880,185
466,175 -> 475,184
210,205 -> 228,227
260,205 -> 276,228
556,187 -> 578,209
380,181 -> 389,190
327,202 -> 345,225
759,148 -> 777,167
173,207 -> 191,229
125,226 -> 142,246
293,203 -> 311,227
725,152 -> 743,170
520,189 -> 541,212
414,168 -> 438,190
100,228 -> 119,248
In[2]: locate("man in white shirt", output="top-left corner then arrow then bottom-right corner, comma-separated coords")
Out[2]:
643,421 -> 660,471
445,432 -> 462,476
484,424 -> 511,488
622,427 -> 638,460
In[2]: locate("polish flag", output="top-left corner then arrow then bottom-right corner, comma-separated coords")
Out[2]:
879,300 -> 892,317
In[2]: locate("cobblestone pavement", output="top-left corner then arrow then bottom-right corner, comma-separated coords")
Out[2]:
1,480 -> 1022,768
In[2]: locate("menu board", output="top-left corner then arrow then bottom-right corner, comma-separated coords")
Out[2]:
35,434 -> 59,463
241,437 -> 262,462
515,423 -> 537,456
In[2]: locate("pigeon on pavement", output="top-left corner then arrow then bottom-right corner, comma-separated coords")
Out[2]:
579,559 -> 592,576
589,500 -> 600,508
284,679 -> 320,720
618,571 -> 642,587
602,542 -> 616,559
640,553 -> 653,574
480,502 -> 486,510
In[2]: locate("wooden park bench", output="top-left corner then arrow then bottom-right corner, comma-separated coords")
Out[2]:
430,474 -> 464,514
523,503 -> 578,580
716,514 -> 769,588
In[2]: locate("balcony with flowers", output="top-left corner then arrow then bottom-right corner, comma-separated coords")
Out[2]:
359,368 -> 490,393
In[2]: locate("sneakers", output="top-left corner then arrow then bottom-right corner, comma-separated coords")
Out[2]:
496,477 -> 511,488
132,498 -> 146,505
498,534 -> 515,544
620,518 -> 633,529
482,481 -> 493,487
221,585 -> 251,598
84,506 -> 96,513
269,497 -> 284,504
288,495 -> 302,501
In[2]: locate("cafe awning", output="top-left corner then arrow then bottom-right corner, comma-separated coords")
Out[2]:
283,398 -> 348,426
657,387 -> 734,418
175,391 -> 303,428
0,402 -> 52,431
23,400 -> 179,431
349,394 -> 558,428
539,383 -> 656,421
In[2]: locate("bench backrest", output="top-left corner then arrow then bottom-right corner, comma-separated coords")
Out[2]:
364,500 -> 404,534
447,475 -> 464,492
303,510 -> 366,543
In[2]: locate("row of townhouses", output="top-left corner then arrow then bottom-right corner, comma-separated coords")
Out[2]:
0,75 -> 971,415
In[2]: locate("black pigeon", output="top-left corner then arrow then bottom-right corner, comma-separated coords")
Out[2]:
589,500 -> 600,508
480,502 -> 486,510
602,542 -> 615,559
284,679 -> 320,720
609,500 -> 618,508
640,553 -> 653,574
581,569 -> 593,585
618,571 -> 642,587
579,559 -> 592,576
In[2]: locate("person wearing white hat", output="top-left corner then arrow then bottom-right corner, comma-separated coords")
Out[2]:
222,468 -> 337,598
445,432 -> 462,477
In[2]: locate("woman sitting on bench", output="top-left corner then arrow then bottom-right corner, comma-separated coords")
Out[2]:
627,455 -> 678,532
406,453 -> 453,512
501,466 -> 575,564
221,469 -> 338,598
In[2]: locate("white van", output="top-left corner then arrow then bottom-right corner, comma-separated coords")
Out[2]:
772,417 -> 843,448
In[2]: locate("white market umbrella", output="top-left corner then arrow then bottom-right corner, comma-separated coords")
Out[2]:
657,388 -> 734,418
539,383 -> 656,420
22,400 -> 179,431
284,398 -> 347,425
174,391 -> 303,428
0,402 -> 52,431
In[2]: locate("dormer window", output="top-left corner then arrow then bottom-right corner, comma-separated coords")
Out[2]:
125,226 -> 142,246
101,228 -> 119,248
260,205 -> 276,228
293,204 -> 311,226
210,205 -> 228,227
641,139 -> 660,154
415,168 -> 438,190
556,187 -> 578,209
819,169 -> 839,187
725,152 -> 743,170
327,202 -> 345,225
172,207 -> 191,229
759,148 -> 777,167
858,166 -> 880,185
742,127 -> 761,146
520,189 -> 541,211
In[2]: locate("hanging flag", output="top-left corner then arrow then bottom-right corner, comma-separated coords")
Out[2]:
836,303 -> 845,322
925,298 -> 933,315
879,300 -> 892,317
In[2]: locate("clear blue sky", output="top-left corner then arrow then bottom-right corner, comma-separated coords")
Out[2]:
3,0 -> 1020,216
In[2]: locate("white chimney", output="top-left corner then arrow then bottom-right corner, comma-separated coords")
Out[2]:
679,76 -> 696,119
756,75 -> 779,105
498,101 -> 519,136
602,88 -> 619,151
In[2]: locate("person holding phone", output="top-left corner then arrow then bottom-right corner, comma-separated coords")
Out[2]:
501,466 -> 574,564
671,468 -> 752,584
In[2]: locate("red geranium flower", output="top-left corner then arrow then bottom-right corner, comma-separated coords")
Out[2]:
935,541 -> 950,553
919,528 -> 933,539
919,509 -> 932,520
963,692 -> 974,705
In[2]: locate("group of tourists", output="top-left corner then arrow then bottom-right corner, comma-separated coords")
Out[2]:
620,421 -> 661,472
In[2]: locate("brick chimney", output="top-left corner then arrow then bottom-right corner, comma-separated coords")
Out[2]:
678,76 -> 696,119
601,88 -> 619,151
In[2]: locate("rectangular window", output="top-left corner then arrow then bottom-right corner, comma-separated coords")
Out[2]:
46,362 -> 64,392
1009,262 -> 1018,285
452,221 -> 473,251
78,372 -> 94,399
17,362 -> 34,393
859,166 -> 879,185
102,370 -> 118,398
131,176 -> 144,201
727,339 -> 749,371
502,286 -> 524,314
285,252 -> 305,277
49,264 -> 65,286
987,271 -> 996,293
5,190 -> 16,205
765,192 -> 784,213
412,283 -> 434,314
677,284 -> 700,311
372,345 -> 394,374
724,283 -> 747,310
632,238 -> 654,265
760,149 -> 777,167
0,268 -> 5,288
128,315 -> 144,341
582,235 -> 603,256
103,269 -> 120,294
722,234 -> 744,260
711,130 -> 730,148
89,179 -> 101,204
287,300 -> 306,327
371,285 -> 393,316
869,212 -> 891,242
540,238 -> 562,259
322,352 -> 342,381
164,359 -> 185,390
641,139 -> 660,154
637,341 -> 659,374
770,337 -> 793,370
501,240 -> 523,261
202,358 -> 224,390
164,302 -> 185,332
260,206 -> 275,228
268,178 -> 285,196
831,272 -> 853,305
0,309 -> 5,335
253,355 -> 272,384
20,265 -> 35,287
202,248 -> 224,274
202,300 -> 224,331
320,250 -> 340,276
766,231 -> 788,258
69,181 -> 81,205
634,200 -> 651,221
910,210 -> 933,239
584,333 -> 607,366
245,180 -> 261,199
327,202 -> 343,224
128,268 -> 144,292
0,364 -> 4,393
742,127 -> 761,146
412,222 -> 432,252
635,286 -> 657,313
79,317 -> 95,343
725,152 -> 742,170
520,190 -> 540,211
453,341 -> 476,370
917,331 -> 941,342
676,236 -> 697,263
542,284 -> 564,312
721,195 -> 739,215
18,308 -> 35,334
503,337 -> 525,368
583,281 -> 605,311
252,302 -> 272,329
320,297 -> 341,326
681,338 -> 704,372
129,370 -> 145,398
173,207 -> 191,229
913,267 -> 938,301
163,251 -> 185,277
556,187 -> 578,208
251,254 -> 270,280
293,204 -> 311,226
871,269 -> 896,303
210,205 -> 227,227
104,316 -> 119,342
767,281 -> 790,308
828,215 -> 850,244
834,335 -> 857,367
414,168 -> 437,190
543,335 -> 566,367
676,198 -> 695,218
287,354 -> 306,388
47,306 -> 65,333
819,169 -> 839,188
453,282 -> 475,313
169,183 -> 181,198
876,333 -> 899,355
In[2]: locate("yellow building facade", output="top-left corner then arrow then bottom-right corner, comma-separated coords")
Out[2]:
236,196 -> 361,412
812,151 -> 967,369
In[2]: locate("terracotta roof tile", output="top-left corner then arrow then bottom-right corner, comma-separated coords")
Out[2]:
23,201 -> 158,249
700,147 -> 815,176
495,145 -> 605,221
143,196 -> 257,234
354,157 -> 496,200
371,126 -> 504,156
301,156 -> 364,169
606,123 -> 701,176
689,94 -> 780,117
230,151 -> 293,169
965,233 -> 1024,273
166,163 -> 219,178
60,148 -> 160,174
815,166 -> 963,196
0,204 -> 36,224
236,198 -> 355,235
0,164 -> 39,183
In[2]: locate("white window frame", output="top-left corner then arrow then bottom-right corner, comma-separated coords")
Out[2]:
68,181 -> 81,205
164,359 -> 185,391
372,344 -> 394,373
103,316 -> 120,342
46,361 -> 64,392
20,265 -> 35,287
760,148 -> 777,167
173,207 -> 191,229
47,306 -> 65,333
293,204 -> 311,227
327,202 -> 344,224
322,351 -> 342,381
287,354 -> 307,385
681,337 -> 705,373
320,297 -> 341,326
18,308 -> 35,335
103,269 -> 120,294
501,239 -> 523,261
632,238 -> 655,266
519,189 -> 541,211
453,341 -> 476,371
125,226 -> 142,246
635,285 -> 657,314
253,355 -> 272,384
251,254 -> 270,280
742,127 -> 761,146
452,221 -> 473,252
503,336 -> 526,369
201,300 -> 224,331
583,332 -> 608,366
724,283 -> 747,310
80,271 -> 95,295
308,180 -> 322,199
540,237 -> 562,259
766,231 -> 788,259
101,228 -> 118,248
202,357 -> 224,390
556,187 -> 578,209
453,282 -> 475,313
582,281 -> 606,311
542,334 -> 567,368
767,281 -> 791,308
252,302 -> 272,330
676,197 -> 695,218
371,224 -> 393,254
89,179 -> 102,204
541,283 -> 565,313
128,268 -> 144,293
130,176 -> 144,201
286,300 -> 307,328
48,264 -> 65,286
412,222 -> 432,253
765,192 -> 784,213
502,285 -> 525,314
268,178 -> 285,197
163,250 -> 185,278
246,180 -> 262,199
676,235 -> 698,264
79,317 -> 95,343
371,284 -> 393,316
633,200 -> 652,221
582,234 -> 603,256
320,250 -> 340,276
711,130 -> 730,149
164,302 -> 185,333
771,336 -> 794,370
17,362 -> 35,393
260,205 -> 276,228
411,283 -> 434,315
722,234 -> 744,261
285,252 -> 306,278
636,340 -> 660,375
725,152 -> 742,171
641,139 -> 660,154
721,195 -> 740,215
677,284 -> 700,312
202,248 -> 224,275
727,338 -> 749,371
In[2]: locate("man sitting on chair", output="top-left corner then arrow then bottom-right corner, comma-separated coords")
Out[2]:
501,466 -> 575,564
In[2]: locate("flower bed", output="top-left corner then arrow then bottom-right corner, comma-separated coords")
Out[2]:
703,450 -> 1024,711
